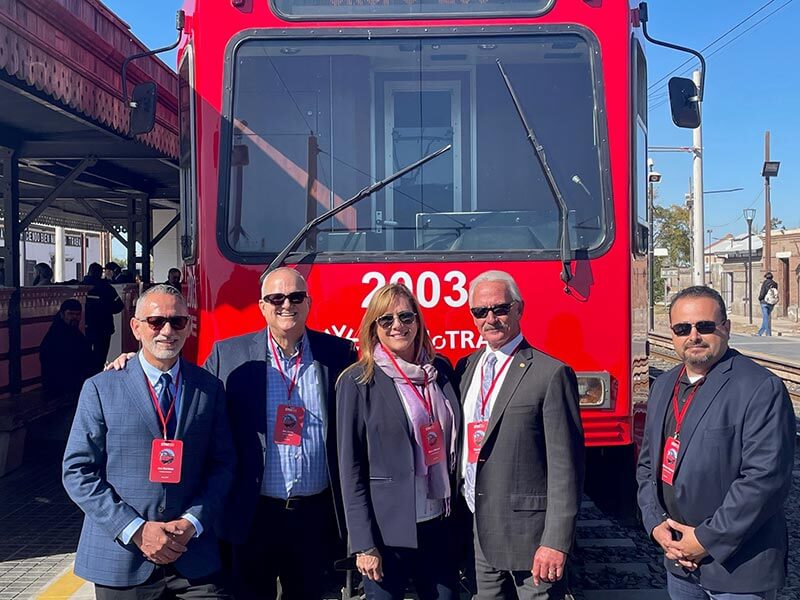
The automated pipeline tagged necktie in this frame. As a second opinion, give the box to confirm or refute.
[465,352,497,512]
[158,372,176,439]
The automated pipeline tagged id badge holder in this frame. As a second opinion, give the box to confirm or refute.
[467,421,488,464]
[274,404,305,446]
[420,422,445,466]
[149,439,184,484]
[661,436,680,486]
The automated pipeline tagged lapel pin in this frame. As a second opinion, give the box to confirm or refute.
[519,363,525,368]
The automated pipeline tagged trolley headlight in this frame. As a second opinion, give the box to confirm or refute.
[576,372,611,408]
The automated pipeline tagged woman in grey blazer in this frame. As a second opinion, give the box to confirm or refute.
[336,284,461,600]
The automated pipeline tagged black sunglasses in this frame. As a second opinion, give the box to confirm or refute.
[470,301,516,319]
[670,320,719,337]
[135,316,190,331]
[262,291,308,306]
[376,311,417,330]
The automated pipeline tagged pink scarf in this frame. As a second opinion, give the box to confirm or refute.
[373,345,456,509]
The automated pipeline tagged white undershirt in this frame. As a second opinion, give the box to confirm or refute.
[460,332,524,479]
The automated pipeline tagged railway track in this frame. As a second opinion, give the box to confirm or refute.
[648,332,800,409]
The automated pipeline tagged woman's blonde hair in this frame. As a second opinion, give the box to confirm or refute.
[354,283,435,383]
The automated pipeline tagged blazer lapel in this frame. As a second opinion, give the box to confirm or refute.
[307,331,332,426]
[175,359,200,439]
[652,366,681,465]
[674,352,734,471]
[459,352,481,406]
[375,370,412,438]
[122,357,163,440]
[485,341,533,442]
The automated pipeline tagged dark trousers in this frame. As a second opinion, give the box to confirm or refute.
[232,491,337,600]
[87,331,112,372]
[364,517,460,600]
[473,522,567,600]
[94,566,229,599]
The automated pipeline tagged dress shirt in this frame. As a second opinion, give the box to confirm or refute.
[119,353,201,545]
[460,332,524,479]
[262,333,329,499]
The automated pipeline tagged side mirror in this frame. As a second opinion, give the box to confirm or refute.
[668,77,701,129]
[129,82,157,136]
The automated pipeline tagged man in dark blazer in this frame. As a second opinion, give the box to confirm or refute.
[637,286,795,598]
[63,285,236,599]
[457,270,584,600]
[204,267,357,600]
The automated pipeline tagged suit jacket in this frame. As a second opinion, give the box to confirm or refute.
[62,357,236,587]
[204,327,357,545]
[456,339,584,571]
[336,355,461,554]
[636,349,796,593]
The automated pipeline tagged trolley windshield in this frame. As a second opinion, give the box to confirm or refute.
[224,32,610,258]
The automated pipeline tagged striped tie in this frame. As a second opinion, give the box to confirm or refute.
[464,353,496,512]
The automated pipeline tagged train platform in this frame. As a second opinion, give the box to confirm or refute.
[654,309,800,364]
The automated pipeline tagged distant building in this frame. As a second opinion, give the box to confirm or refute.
[0,220,104,285]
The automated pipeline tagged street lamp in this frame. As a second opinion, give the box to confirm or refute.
[743,208,756,324]
[647,158,662,331]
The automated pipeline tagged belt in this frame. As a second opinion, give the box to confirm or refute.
[260,490,329,511]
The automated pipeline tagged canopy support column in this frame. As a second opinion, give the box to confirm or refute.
[0,147,22,394]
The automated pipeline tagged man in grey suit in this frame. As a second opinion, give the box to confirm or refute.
[63,285,236,599]
[457,270,584,600]
[204,267,357,600]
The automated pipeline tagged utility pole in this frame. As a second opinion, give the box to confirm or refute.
[764,131,772,274]
[691,70,704,286]
[647,159,661,331]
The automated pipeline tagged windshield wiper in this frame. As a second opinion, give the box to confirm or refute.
[496,59,572,288]
[262,144,452,279]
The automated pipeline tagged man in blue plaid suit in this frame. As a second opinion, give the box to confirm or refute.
[63,285,236,599]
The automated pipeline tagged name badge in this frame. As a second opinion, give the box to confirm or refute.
[661,436,680,486]
[274,404,305,446]
[420,422,445,466]
[149,439,184,484]
[467,421,488,464]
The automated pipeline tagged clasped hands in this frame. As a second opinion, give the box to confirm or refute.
[652,519,708,571]
[132,518,196,565]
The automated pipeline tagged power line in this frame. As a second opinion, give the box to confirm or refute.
[647,0,780,93]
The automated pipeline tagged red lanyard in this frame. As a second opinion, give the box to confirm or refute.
[478,344,520,419]
[270,335,304,403]
[147,371,181,440]
[382,345,433,422]
[670,366,704,438]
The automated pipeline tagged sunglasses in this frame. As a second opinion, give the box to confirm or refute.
[670,320,719,337]
[135,316,190,331]
[376,311,417,330]
[261,291,308,306]
[470,301,516,319]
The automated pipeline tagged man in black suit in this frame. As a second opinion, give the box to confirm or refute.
[637,286,795,598]
[204,267,357,600]
[82,262,125,371]
[457,270,584,600]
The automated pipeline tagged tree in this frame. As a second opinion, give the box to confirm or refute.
[651,204,690,304]
[653,204,691,266]
[761,217,784,233]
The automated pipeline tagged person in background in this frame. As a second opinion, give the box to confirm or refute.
[40,299,95,399]
[337,283,461,600]
[756,272,778,337]
[62,285,236,599]
[165,268,182,289]
[105,262,122,282]
[637,285,795,599]
[82,262,125,371]
[33,262,54,286]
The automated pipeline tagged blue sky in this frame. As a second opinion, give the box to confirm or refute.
[103,0,799,243]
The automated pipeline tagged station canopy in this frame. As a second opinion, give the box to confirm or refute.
[0,0,179,234]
